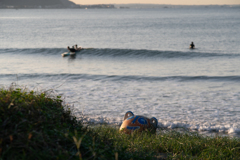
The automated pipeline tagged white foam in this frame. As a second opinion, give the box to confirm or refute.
[228,127,240,134]
[74,113,240,135]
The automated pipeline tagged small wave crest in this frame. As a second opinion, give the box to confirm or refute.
[0,48,239,59]
[1,73,240,82]
[0,48,66,55]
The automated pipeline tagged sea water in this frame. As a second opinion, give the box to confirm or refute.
[1,6,240,137]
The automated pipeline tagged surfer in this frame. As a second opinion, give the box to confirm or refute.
[190,42,195,49]
[67,44,82,52]
[74,44,78,49]
[67,46,76,52]
[74,44,82,50]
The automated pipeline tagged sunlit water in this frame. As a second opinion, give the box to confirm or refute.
[1,7,240,137]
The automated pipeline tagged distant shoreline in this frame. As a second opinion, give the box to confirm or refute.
[0,4,115,9]
[0,4,239,9]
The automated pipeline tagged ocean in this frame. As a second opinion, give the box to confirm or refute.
[1,6,240,137]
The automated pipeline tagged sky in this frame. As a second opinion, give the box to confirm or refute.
[70,0,240,5]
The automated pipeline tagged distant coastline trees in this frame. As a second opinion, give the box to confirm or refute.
[0,0,115,9]
[0,0,76,8]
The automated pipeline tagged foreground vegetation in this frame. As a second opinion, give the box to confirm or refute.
[0,87,240,159]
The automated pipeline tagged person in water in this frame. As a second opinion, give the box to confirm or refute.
[190,42,195,49]
[67,46,76,52]
[75,44,78,49]
[75,44,82,50]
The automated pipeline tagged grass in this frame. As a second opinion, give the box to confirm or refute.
[0,86,240,159]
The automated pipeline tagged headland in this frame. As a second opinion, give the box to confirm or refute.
[0,0,115,9]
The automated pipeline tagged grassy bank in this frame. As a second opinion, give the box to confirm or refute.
[0,87,240,159]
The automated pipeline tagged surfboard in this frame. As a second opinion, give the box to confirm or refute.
[61,52,75,57]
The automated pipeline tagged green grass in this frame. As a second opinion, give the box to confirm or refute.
[0,86,240,160]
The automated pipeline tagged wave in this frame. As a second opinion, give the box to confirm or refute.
[0,48,239,59]
[1,73,240,82]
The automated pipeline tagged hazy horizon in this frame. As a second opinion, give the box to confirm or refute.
[69,0,240,5]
